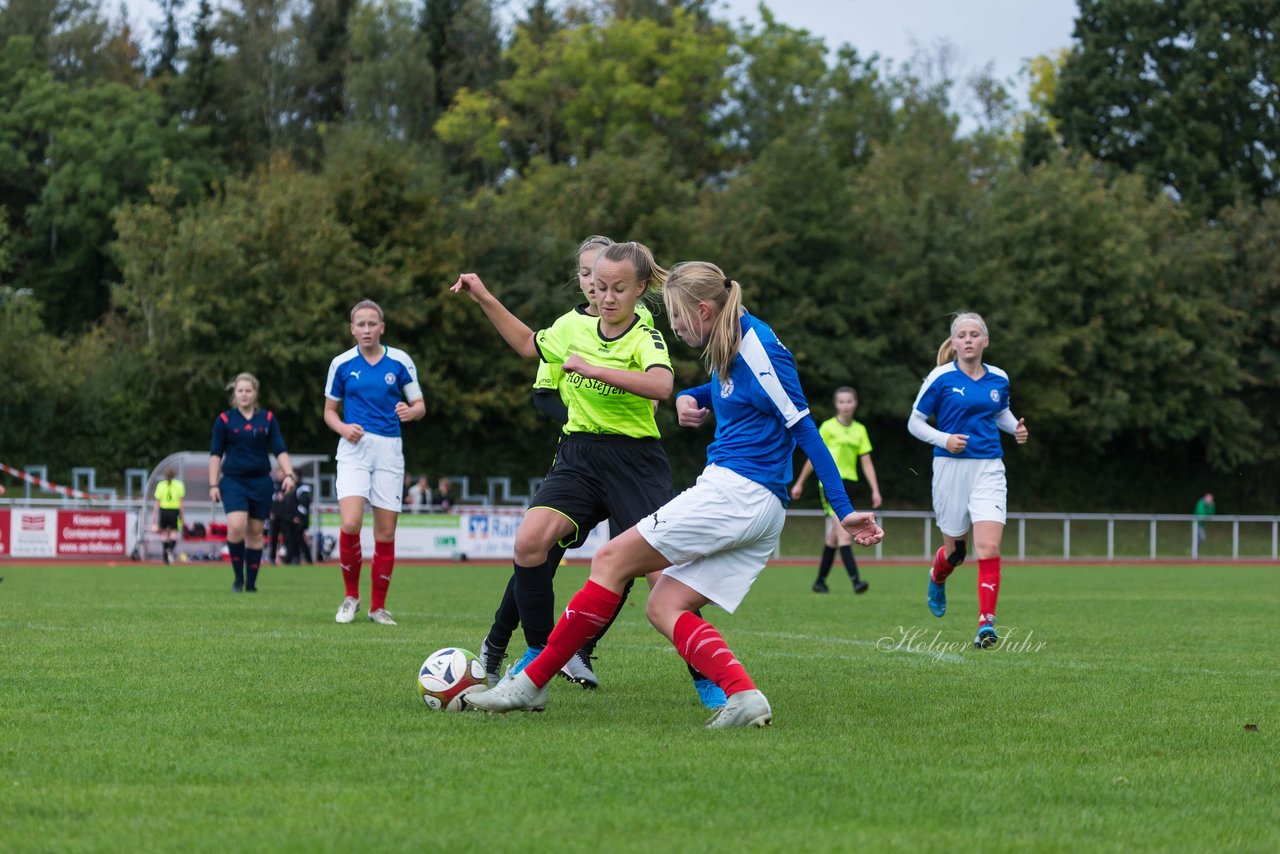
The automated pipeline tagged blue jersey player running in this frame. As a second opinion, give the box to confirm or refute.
[324,299,425,626]
[468,261,884,727]
[209,373,297,593]
[908,312,1028,649]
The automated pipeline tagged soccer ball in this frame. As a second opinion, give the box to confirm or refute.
[417,647,487,711]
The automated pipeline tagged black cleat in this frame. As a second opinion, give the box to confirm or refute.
[853,579,869,594]
[812,580,829,593]
[231,582,244,593]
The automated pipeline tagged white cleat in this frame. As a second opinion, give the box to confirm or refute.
[367,608,397,626]
[335,596,360,624]
[463,671,548,713]
[703,689,773,729]
[559,650,600,690]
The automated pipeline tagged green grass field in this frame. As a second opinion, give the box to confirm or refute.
[1,561,1276,852]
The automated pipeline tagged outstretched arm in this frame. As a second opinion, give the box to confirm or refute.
[450,273,538,359]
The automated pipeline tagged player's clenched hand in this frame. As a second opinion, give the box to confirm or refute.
[839,512,884,546]
[945,433,969,454]
[395,401,414,422]
[561,354,596,379]
[449,273,491,303]
[1014,418,1028,444]
[341,423,364,444]
[676,395,710,428]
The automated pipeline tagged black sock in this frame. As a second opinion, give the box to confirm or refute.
[228,541,245,586]
[514,546,563,649]
[487,574,520,651]
[816,546,836,582]
[839,545,860,582]
[245,547,263,590]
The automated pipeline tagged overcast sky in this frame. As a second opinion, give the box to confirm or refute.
[122,0,1080,99]
[716,0,1079,89]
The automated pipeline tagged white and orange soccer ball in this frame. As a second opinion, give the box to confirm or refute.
[417,647,487,711]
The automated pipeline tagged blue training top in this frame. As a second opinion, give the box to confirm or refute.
[911,361,1011,459]
[211,409,288,478]
[324,345,423,439]
[677,312,855,519]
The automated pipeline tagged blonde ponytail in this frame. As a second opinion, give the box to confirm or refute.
[665,261,744,383]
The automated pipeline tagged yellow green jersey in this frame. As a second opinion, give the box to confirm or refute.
[818,417,872,480]
[154,478,185,509]
[533,303,655,398]
[533,307,669,438]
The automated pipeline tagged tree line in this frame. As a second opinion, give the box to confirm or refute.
[1,0,1278,511]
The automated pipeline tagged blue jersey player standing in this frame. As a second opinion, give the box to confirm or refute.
[908,312,1029,649]
[469,261,884,727]
[324,299,425,626]
[209,373,297,593]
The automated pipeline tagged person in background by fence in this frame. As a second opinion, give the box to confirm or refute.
[1195,493,1215,547]
[324,299,425,625]
[152,468,185,565]
[433,477,454,513]
[285,477,314,564]
[909,312,1028,650]
[407,474,431,512]
[791,386,882,595]
[267,469,289,565]
[210,373,297,592]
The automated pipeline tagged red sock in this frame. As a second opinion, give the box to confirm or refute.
[672,611,756,696]
[339,531,362,598]
[370,541,395,611]
[977,556,1001,625]
[931,546,956,584]
[524,580,620,687]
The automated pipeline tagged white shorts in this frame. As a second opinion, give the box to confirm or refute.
[335,433,405,512]
[642,465,787,614]
[932,457,1007,537]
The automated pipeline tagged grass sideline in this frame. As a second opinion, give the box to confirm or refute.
[1,561,1275,852]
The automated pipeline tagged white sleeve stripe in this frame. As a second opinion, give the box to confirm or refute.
[911,363,958,411]
[402,381,424,402]
[325,348,356,400]
[739,328,806,428]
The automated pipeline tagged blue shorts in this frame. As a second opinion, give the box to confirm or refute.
[220,475,274,520]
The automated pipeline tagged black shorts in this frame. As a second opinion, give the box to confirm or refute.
[158,509,181,531]
[818,478,862,515]
[532,433,673,549]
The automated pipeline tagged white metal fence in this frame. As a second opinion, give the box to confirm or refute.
[3,498,1275,562]
[780,509,1280,561]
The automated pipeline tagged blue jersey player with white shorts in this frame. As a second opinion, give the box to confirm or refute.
[908,311,1029,649]
[468,261,885,727]
[209,372,297,593]
[323,299,425,627]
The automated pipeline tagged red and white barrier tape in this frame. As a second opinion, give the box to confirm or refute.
[0,462,113,500]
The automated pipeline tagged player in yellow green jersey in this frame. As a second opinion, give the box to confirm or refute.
[453,241,723,706]
[151,467,185,564]
[484,236,624,688]
[791,386,883,594]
